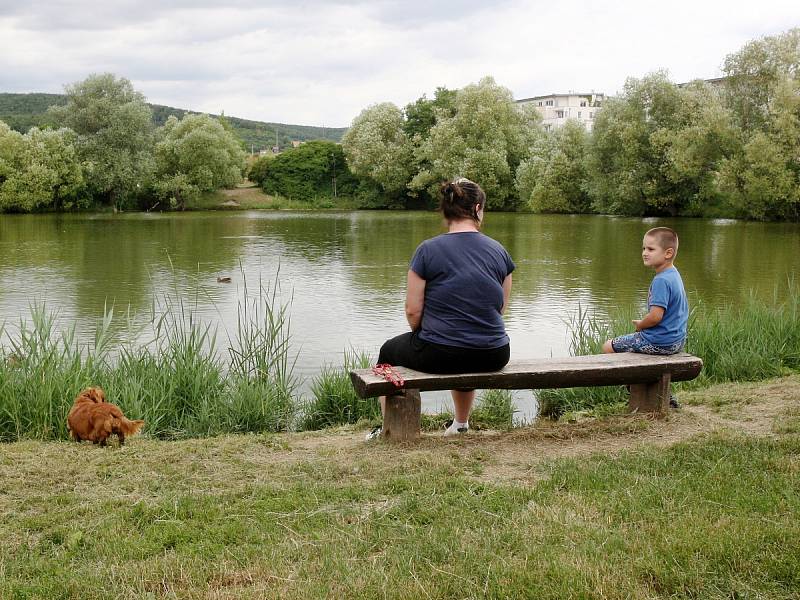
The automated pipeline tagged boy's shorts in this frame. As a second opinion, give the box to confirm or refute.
[611,332,685,355]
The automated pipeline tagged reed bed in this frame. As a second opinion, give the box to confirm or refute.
[0,275,297,442]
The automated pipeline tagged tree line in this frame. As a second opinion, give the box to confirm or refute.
[0,74,247,212]
[3,28,798,219]
[332,27,799,221]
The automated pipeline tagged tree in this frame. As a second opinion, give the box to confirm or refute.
[722,28,800,131]
[259,141,357,201]
[0,122,85,212]
[154,114,246,209]
[584,71,733,216]
[48,73,155,209]
[516,119,591,213]
[410,77,542,210]
[717,77,800,221]
[341,103,414,201]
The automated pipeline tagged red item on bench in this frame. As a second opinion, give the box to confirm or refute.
[371,363,405,388]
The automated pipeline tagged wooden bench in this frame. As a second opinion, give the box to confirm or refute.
[350,352,703,441]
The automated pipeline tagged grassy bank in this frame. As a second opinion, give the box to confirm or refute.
[1,376,798,598]
[189,183,362,211]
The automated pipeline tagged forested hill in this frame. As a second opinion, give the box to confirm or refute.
[0,92,347,150]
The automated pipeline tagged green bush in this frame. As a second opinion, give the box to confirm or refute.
[260,140,359,201]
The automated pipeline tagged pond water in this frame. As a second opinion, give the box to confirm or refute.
[1,211,798,417]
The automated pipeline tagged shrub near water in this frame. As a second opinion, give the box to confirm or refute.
[302,350,379,430]
[0,278,297,442]
[540,284,800,417]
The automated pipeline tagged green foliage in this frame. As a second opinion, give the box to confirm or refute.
[0,93,64,133]
[722,27,800,132]
[403,86,457,141]
[471,389,515,430]
[260,140,358,201]
[718,76,800,221]
[154,113,247,209]
[341,102,415,200]
[301,350,378,430]
[585,73,746,218]
[1,93,345,150]
[247,154,274,186]
[0,122,86,212]
[48,73,155,209]
[516,119,591,213]
[411,77,542,210]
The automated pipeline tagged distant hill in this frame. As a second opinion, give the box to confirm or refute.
[0,92,347,151]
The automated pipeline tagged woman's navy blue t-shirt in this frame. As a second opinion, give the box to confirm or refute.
[410,231,515,349]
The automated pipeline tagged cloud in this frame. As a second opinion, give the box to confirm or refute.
[1,0,799,126]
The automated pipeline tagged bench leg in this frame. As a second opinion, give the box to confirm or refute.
[629,373,671,415]
[382,389,421,442]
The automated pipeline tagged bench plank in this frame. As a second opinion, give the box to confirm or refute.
[350,353,702,398]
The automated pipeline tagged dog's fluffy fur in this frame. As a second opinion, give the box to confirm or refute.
[67,387,145,446]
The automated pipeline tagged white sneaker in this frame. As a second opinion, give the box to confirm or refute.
[443,421,469,437]
[365,425,382,441]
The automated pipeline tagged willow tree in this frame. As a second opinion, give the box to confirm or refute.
[341,102,414,204]
[154,113,246,209]
[48,73,155,209]
[410,77,541,210]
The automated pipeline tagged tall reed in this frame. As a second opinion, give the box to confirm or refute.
[301,349,378,430]
[0,273,298,442]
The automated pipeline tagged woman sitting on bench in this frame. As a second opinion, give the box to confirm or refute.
[368,177,515,439]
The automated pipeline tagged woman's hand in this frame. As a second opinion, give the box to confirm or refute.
[405,269,426,331]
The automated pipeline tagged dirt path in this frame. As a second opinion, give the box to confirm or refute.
[283,376,800,485]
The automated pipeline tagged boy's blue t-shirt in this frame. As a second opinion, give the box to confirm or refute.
[642,266,688,346]
[410,232,514,349]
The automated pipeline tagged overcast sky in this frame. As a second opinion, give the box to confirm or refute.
[1,1,798,127]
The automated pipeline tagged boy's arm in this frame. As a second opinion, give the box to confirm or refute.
[633,306,665,331]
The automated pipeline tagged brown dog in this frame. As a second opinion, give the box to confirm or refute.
[67,387,145,446]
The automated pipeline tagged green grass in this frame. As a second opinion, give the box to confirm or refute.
[0,273,297,441]
[301,349,380,430]
[187,186,363,211]
[540,283,800,418]
[1,375,798,598]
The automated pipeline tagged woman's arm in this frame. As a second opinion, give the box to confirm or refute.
[501,274,512,315]
[405,269,426,331]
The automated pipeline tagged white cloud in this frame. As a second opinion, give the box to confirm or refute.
[1,0,798,126]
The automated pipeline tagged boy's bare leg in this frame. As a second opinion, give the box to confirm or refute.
[602,339,615,353]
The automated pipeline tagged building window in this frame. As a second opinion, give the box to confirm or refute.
[545,100,553,106]
[538,101,542,106]
[556,110,565,118]
[578,111,582,118]
[580,101,586,107]
[595,101,602,107]
[589,112,593,119]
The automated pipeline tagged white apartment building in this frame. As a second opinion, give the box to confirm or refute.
[515,92,605,132]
